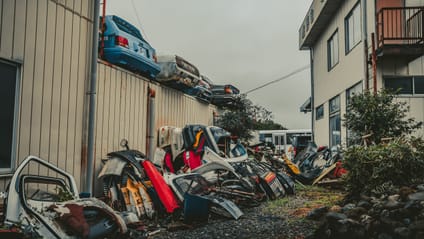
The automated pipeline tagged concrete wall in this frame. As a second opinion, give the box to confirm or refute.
[310,0,424,146]
[312,0,365,146]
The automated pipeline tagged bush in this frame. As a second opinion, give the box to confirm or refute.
[344,137,424,197]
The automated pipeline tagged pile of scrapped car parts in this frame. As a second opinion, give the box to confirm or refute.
[1,125,301,238]
[3,156,128,239]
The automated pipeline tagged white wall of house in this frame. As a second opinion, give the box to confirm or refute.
[312,0,366,146]
[305,0,424,147]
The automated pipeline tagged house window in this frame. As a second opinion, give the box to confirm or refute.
[346,82,363,105]
[316,104,324,120]
[346,82,363,145]
[345,2,362,53]
[384,76,424,95]
[0,60,19,172]
[329,95,341,147]
[327,30,339,71]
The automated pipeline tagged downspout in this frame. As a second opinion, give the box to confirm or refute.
[309,48,315,142]
[147,87,156,161]
[85,0,100,195]
[362,0,369,91]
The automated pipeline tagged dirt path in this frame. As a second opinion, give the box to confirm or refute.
[151,185,345,239]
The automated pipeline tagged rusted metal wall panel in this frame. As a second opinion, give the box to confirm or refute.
[0,0,215,195]
[93,62,216,194]
[0,0,94,192]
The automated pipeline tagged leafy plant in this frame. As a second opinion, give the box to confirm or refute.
[343,137,424,197]
[216,95,286,141]
[343,90,421,145]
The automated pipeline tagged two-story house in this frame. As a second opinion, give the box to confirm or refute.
[299,0,424,147]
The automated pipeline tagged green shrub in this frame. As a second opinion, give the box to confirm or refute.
[344,137,424,197]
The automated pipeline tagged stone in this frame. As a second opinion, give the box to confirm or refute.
[384,195,403,209]
[341,203,356,213]
[357,200,372,209]
[377,233,393,239]
[346,207,367,220]
[394,227,410,238]
[307,206,328,220]
[329,205,342,213]
[325,212,347,224]
[416,184,424,192]
[409,220,424,231]
[388,194,400,201]
[408,192,424,201]
[399,186,415,201]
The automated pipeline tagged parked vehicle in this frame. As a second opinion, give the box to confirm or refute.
[210,84,240,107]
[99,15,160,79]
[156,55,200,90]
[258,129,312,157]
[182,75,212,103]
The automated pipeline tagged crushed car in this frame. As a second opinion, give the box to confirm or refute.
[155,55,201,90]
[4,155,127,239]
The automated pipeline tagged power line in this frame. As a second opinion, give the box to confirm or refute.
[244,64,310,94]
[130,0,150,42]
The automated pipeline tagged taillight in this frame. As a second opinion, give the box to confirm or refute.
[115,35,129,48]
[153,53,158,63]
[293,147,297,157]
[224,86,233,94]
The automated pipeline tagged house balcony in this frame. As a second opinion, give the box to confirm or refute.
[376,7,424,61]
[299,0,344,50]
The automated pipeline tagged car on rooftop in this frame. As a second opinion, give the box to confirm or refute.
[182,75,213,103]
[99,15,160,79]
[210,84,240,108]
[155,55,201,91]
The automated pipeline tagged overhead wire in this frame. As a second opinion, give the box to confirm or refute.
[130,0,150,41]
[244,64,310,95]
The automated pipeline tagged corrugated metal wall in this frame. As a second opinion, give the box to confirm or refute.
[0,0,216,193]
[94,62,216,194]
[0,0,93,191]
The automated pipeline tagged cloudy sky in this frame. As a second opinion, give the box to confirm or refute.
[107,0,312,129]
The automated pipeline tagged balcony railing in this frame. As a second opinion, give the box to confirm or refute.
[376,7,424,47]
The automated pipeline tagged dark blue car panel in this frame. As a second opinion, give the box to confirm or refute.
[100,15,160,79]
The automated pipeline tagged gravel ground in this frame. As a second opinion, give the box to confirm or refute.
[150,186,345,239]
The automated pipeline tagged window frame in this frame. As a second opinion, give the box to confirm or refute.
[384,75,424,96]
[315,104,324,120]
[329,95,341,147]
[345,2,362,54]
[345,82,363,146]
[327,29,339,71]
[0,59,20,173]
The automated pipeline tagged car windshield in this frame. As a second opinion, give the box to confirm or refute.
[112,16,143,40]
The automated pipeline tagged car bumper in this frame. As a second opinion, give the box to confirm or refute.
[103,47,161,78]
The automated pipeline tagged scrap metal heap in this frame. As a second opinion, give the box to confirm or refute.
[1,124,345,238]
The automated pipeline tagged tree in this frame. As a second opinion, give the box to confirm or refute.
[343,90,421,144]
[216,95,255,140]
[216,95,286,141]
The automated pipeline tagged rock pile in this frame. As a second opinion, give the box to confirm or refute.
[308,185,424,239]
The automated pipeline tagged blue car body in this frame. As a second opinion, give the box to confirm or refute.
[100,15,160,79]
[183,76,212,103]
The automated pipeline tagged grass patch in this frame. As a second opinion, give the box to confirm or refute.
[262,184,345,220]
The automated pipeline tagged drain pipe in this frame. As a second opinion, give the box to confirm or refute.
[362,0,369,91]
[309,48,315,142]
[147,87,156,161]
[85,0,101,195]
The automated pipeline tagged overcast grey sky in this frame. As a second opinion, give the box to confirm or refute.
[107,0,312,129]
